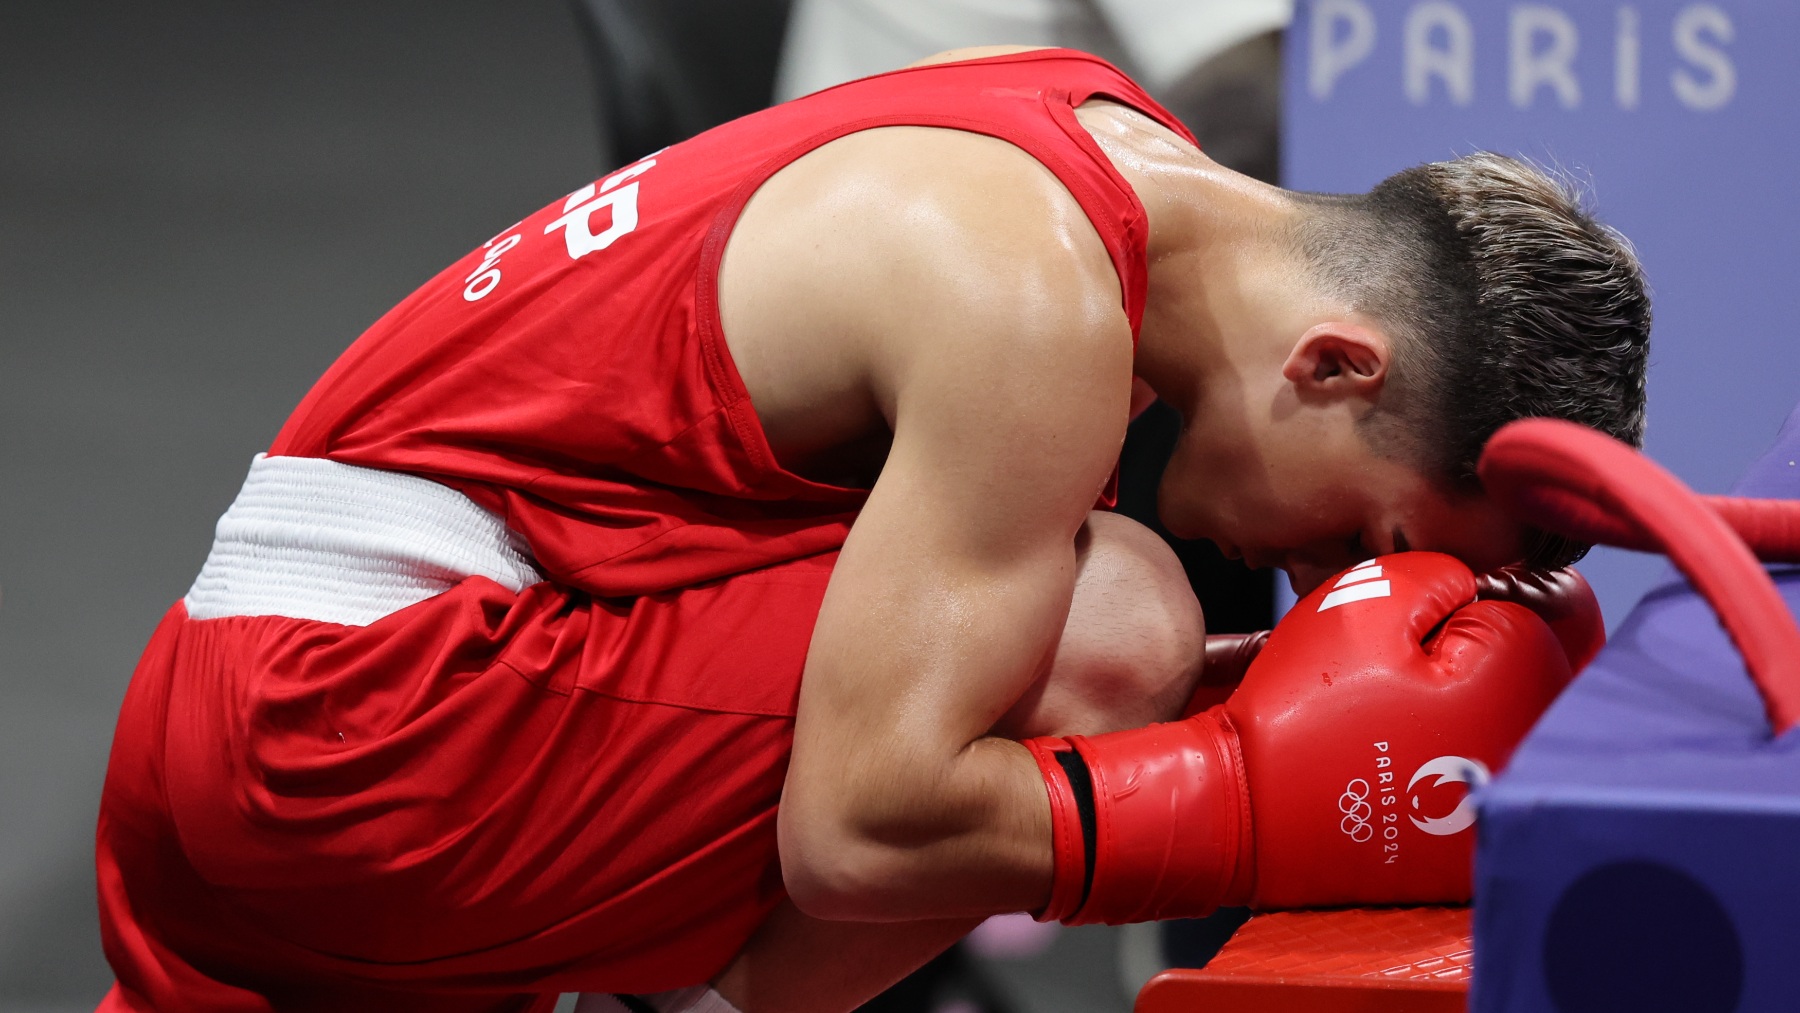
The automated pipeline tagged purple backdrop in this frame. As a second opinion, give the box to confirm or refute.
[1281,0,1800,626]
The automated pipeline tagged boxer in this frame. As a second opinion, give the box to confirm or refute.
[95,45,1645,1013]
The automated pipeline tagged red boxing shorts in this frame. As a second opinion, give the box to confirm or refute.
[97,461,836,1011]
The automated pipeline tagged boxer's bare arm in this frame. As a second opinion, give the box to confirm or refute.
[721,127,1133,922]
[712,513,1209,1013]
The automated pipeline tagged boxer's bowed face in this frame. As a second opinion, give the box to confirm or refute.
[1153,328,1527,595]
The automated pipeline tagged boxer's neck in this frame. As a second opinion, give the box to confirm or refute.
[1073,100,1335,421]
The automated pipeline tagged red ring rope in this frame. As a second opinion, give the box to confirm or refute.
[1533,492,1800,563]
[1479,418,1800,737]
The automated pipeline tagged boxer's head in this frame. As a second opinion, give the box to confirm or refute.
[1157,153,1650,593]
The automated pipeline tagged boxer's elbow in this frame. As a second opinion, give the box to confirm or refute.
[778,774,944,920]
[778,807,909,920]
[779,839,882,920]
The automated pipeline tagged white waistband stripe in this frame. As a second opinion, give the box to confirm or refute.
[183,454,544,626]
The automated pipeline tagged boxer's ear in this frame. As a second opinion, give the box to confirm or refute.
[1281,322,1391,399]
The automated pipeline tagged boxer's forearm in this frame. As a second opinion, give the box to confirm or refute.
[780,733,1056,921]
[775,219,1130,921]
[779,543,1074,922]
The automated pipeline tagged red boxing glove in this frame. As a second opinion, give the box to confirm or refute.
[1476,565,1605,673]
[1184,565,1598,717]
[1025,552,1574,924]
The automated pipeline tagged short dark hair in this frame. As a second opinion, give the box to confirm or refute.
[1293,153,1652,568]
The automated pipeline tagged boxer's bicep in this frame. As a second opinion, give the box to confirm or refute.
[781,221,1132,918]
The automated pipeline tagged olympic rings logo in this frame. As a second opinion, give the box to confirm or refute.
[1338,779,1374,842]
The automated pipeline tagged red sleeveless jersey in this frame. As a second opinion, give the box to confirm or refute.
[97,52,1201,1011]
[269,49,1193,597]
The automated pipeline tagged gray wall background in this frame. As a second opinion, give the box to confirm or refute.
[0,2,598,1005]
[0,5,1140,1011]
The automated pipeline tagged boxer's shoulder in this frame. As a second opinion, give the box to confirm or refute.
[726,122,1122,309]
[720,124,1130,476]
